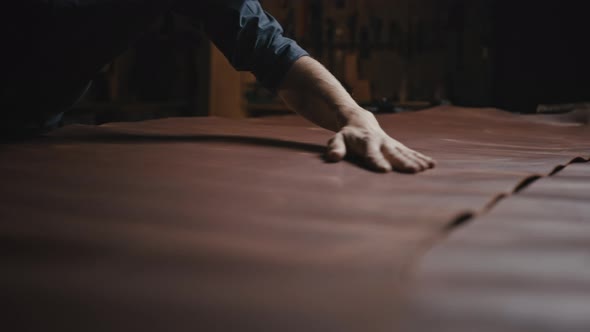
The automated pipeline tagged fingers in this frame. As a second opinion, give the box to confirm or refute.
[382,144,435,173]
[328,128,436,174]
[365,142,392,172]
[382,145,420,173]
[411,150,437,168]
[405,149,429,171]
[326,132,346,162]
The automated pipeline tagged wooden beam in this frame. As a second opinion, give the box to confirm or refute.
[208,43,246,118]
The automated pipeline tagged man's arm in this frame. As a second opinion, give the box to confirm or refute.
[197,0,434,172]
[278,56,435,173]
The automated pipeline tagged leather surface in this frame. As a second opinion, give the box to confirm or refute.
[1,106,589,331]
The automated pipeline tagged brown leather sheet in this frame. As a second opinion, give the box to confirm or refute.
[405,163,590,332]
[1,106,589,331]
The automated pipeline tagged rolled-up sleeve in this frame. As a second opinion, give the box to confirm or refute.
[200,0,308,91]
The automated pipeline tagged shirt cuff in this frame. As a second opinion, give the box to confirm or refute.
[257,40,309,93]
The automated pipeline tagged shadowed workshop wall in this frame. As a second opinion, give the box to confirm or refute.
[241,0,493,116]
[65,0,590,124]
[491,0,590,113]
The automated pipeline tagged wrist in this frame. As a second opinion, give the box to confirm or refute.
[335,106,377,130]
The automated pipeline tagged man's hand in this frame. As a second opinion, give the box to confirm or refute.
[278,56,435,173]
[325,109,435,173]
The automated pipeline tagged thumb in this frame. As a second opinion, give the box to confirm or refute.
[326,132,346,162]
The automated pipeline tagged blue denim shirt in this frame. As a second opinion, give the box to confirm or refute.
[195,0,309,90]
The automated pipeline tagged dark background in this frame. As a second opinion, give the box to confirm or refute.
[61,0,590,124]
[492,1,590,112]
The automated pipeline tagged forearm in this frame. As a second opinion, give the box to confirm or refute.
[278,56,369,132]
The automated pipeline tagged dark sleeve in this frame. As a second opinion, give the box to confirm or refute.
[201,0,308,91]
